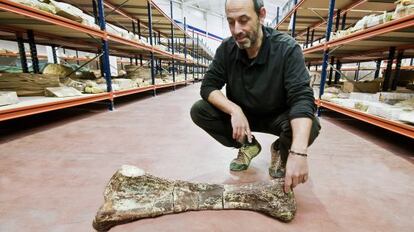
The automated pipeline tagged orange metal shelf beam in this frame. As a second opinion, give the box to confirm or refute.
[303,14,414,54]
[305,44,414,63]
[317,100,414,139]
[0,93,111,122]
[60,56,92,62]
[0,0,106,39]
[297,0,367,37]
[152,47,173,58]
[338,66,414,71]
[1,0,206,61]
[303,43,325,54]
[327,14,414,49]
[0,24,102,53]
[175,80,187,86]
[175,57,185,62]
[275,0,306,28]
[155,82,177,89]
[104,0,192,39]
[107,33,175,59]
[0,52,47,59]
[113,85,155,98]
[0,0,206,122]
[114,82,190,98]
[103,1,135,22]
[105,0,207,59]
[0,80,199,121]
[149,0,190,38]
[103,0,169,38]
[107,33,150,51]
[113,81,190,98]
[0,0,175,59]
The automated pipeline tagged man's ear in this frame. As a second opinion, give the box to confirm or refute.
[259,7,266,24]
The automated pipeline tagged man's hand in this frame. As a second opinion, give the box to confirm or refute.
[284,154,309,193]
[206,90,252,144]
[230,107,252,143]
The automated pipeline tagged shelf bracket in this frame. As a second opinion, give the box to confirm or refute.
[308,8,327,24]
[327,44,344,55]
[105,0,130,19]
[327,62,348,81]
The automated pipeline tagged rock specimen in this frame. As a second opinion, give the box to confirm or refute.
[93,165,296,231]
[0,91,19,106]
[0,73,60,96]
[112,79,135,90]
[43,63,73,78]
[45,87,82,97]
[124,65,151,80]
[43,63,97,81]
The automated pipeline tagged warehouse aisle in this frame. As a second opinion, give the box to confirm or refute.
[0,83,413,232]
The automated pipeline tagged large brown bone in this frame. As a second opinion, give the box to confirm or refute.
[93,165,296,231]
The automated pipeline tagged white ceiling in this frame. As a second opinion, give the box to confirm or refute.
[179,0,288,25]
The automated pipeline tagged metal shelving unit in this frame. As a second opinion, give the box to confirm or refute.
[0,0,212,121]
[276,0,414,139]
[0,93,111,121]
[317,99,414,138]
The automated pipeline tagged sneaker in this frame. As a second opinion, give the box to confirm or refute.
[268,141,286,178]
[229,137,261,171]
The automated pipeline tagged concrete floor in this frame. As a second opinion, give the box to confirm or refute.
[0,83,413,232]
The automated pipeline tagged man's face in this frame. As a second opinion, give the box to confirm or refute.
[226,0,262,49]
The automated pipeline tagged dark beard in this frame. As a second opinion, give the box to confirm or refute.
[235,21,261,49]
[249,21,261,46]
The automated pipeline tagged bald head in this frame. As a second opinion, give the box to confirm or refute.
[225,0,264,16]
[225,0,266,51]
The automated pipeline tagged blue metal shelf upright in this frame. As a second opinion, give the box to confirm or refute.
[96,0,114,110]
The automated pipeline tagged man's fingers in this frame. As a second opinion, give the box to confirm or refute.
[285,174,309,193]
[233,126,242,141]
[298,175,305,184]
[284,175,292,193]
[237,127,243,142]
[291,175,299,189]
[302,174,309,183]
[245,127,252,143]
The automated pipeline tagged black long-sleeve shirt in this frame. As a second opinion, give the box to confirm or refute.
[200,26,316,119]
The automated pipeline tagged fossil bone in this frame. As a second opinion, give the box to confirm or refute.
[93,165,296,231]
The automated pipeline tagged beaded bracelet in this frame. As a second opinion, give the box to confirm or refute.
[289,150,308,157]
